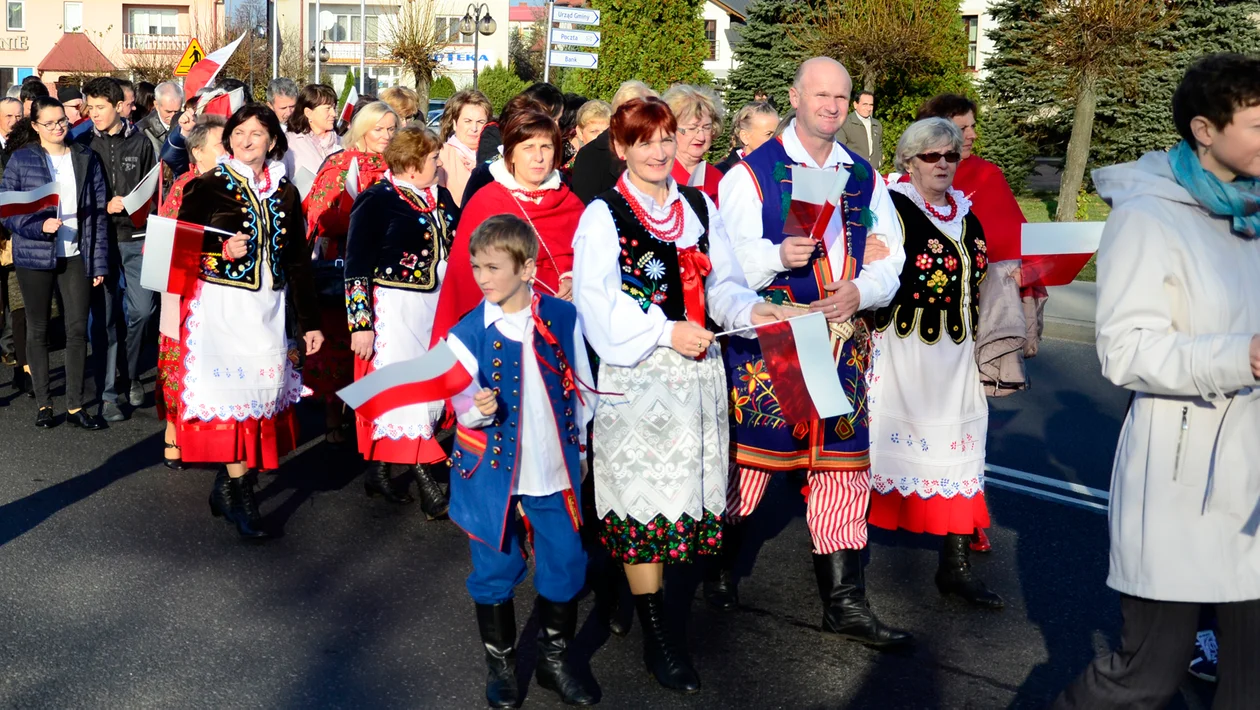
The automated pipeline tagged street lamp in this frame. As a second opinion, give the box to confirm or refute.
[308,41,330,82]
[459,3,496,89]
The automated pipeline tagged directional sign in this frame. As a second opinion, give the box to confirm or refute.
[551,7,600,25]
[549,50,598,69]
[173,38,205,77]
[550,28,600,48]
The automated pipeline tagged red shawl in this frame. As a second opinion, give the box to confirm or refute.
[952,156,1025,264]
[302,150,388,257]
[670,160,722,206]
[431,180,584,345]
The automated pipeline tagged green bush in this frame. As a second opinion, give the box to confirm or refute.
[475,62,528,116]
[430,76,457,100]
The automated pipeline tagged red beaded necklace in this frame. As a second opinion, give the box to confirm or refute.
[391,176,438,214]
[923,191,958,222]
[617,175,685,242]
[510,187,550,203]
[253,165,271,195]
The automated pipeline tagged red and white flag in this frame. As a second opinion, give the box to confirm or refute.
[781,165,852,258]
[199,87,246,119]
[339,85,358,126]
[337,340,474,421]
[344,157,361,199]
[123,163,161,229]
[753,311,853,425]
[0,182,59,218]
[140,215,224,297]
[1021,222,1105,288]
[183,32,246,96]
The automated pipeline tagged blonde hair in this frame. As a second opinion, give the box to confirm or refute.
[662,84,724,135]
[439,89,493,143]
[575,99,611,129]
[730,101,778,149]
[342,101,399,151]
[379,86,419,121]
[611,80,657,111]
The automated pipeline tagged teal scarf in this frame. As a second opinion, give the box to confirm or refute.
[1168,140,1260,239]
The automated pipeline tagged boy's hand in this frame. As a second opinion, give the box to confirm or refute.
[474,388,498,416]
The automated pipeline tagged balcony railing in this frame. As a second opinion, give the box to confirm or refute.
[123,33,190,53]
[322,42,394,63]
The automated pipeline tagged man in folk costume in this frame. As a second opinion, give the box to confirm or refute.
[715,57,912,648]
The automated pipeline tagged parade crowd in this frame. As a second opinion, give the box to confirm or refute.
[0,50,1257,709]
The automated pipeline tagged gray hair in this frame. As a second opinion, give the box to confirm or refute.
[730,101,778,148]
[662,83,725,134]
[0,96,19,108]
[186,115,227,155]
[4,86,20,99]
[894,118,963,173]
[154,81,184,106]
[266,77,299,103]
[610,80,656,111]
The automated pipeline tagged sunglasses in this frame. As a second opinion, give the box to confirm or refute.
[915,151,962,164]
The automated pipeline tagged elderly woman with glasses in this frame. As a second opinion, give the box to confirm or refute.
[866,117,1003,609]
[662,84,724,205]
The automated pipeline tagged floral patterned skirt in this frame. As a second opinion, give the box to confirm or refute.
[600,510,723,564]
[155,333,182,422]
[302,306,354,400]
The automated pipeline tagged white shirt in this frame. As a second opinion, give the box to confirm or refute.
[573,174,762,367]
[717,119,905,312]
[448,301,595,497]
[856,113,874,154]
[46,150,79,258]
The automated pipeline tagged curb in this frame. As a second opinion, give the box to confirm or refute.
[1043,281,1096,343]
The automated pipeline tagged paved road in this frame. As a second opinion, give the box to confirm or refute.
[0,338,1213,709]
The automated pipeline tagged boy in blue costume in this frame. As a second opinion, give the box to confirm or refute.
[446,214,598,707]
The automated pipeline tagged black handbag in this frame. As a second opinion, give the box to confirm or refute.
[311,257,345,300]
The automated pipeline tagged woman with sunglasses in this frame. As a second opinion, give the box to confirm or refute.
[865,118,1003,609]
[1,96,109,430]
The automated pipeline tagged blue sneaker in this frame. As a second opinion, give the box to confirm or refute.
[1188,629,1218,683]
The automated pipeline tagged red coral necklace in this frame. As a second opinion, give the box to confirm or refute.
[923,192,957,222]
[391,176,437,214]
[617,175,685,242]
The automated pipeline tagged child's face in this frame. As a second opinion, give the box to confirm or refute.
[471,246,536,306]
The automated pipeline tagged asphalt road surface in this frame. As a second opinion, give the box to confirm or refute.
[0,337,1216,709]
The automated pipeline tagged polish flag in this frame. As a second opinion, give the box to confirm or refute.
[755,311,853,425]
[344,157,361,199]
[183,32,246,96]
[339,85,359,127]
[337,340,474,421]
[199,87,246,119]
[0,182,58,218]
[123,163,161,229]
[140,215,219,297]
[782,165,851,254]
[1021,222,1105,288]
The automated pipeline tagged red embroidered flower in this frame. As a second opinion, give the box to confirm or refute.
[915,253,933,270]
[943,255,958,272]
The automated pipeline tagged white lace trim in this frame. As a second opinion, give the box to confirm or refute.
[217,156,288,199]
[871,471,985,500]
[888,182,972,229]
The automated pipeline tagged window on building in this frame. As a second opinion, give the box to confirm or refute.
[436,16,473,45]
[326,13,380,42]
[64,2,83,32]
[705,20,717,62]
[963,15,979,71]
[7,1,23,31]
[129,8,178,36]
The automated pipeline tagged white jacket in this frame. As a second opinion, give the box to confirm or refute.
[1093,151,1260,603]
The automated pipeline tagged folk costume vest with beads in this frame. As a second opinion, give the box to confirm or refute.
[726,136,878,473]
[447,295,584,550]
[198,163,295,291]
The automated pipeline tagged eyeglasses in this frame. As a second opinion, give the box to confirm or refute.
[35,118,70,130]
[915,151,962,164]
[678,124,714,137]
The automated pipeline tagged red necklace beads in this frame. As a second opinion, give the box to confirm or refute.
[254,166,271,195]
[511,187,550,203]
[617,175,685,242]
[392,177,437,214]
[923,191,958,222]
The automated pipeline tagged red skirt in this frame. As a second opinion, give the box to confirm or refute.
[155,333,182,423]
[868,489,991,536]
[302,306,354,401]
[353,354,446,465]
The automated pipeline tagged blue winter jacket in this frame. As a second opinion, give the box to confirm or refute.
[0,142,109,277]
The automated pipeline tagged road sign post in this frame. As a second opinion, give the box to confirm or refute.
[174,38,206,77]
[543,3,600,83]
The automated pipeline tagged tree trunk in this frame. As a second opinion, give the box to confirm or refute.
[862,67,876,93]
[413,69,430,122]
[1055,72,1098,223]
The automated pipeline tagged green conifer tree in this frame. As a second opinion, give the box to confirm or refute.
[566,0,713,99]
[726,0,806,111]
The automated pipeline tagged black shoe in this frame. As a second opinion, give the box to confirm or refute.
[702,522,742,611]
[535,597,598,705]
[412,464,449,519]
[814,550,914,650]
[363,461,415,505]
[128,381,144,408]
[598,565,633,637]
[35,406,54,428]
[163,443,188,471]
[475,601,520,708]
[224,473,270,540]
[634,590,700,693]
[67,410,107,431]
[935,533,1005,609]
[208,468,231,519]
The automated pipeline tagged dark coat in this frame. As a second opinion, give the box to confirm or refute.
[0,142,109,277]
[716,148,743,175]
[569,131,623,205]
[75,119,157,241]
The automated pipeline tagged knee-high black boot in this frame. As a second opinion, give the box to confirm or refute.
[363,461,415,505]
[535,597,598,705]
[634,590,700,693]
[225,472,269,540]
[412,463,450,519]
[935,533,1004,609]
[702,521,742,611]
[475,602,520,708]
[208,467,231,519]
[814,550,912,649]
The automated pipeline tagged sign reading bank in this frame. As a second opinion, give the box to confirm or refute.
[435,51,496,71]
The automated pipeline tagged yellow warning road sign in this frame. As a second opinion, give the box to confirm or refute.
[174,38,205,77]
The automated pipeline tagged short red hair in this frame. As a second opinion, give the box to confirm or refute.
[501,109,562,173]
[609,97,677,149]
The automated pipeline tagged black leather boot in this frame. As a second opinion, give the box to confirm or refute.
[225,473,270,540]
[633,590,700,693]
[600,565,632,637]
[208,468,231,519]
[702,522,742,611]
[363,461,415,505]
[814,550,913,649]
[412,464,449,519]
[936,533,1004,609]
[535,597,598,705]
[475,602,519,708]
[13,367,32,398]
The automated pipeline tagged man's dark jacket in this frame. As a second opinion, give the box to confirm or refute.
[76,119,157,241]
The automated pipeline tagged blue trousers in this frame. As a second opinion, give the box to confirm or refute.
[467,491,587,605]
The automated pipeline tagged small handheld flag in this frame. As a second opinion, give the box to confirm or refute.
[0,182,59,219]
[337,341,474,422]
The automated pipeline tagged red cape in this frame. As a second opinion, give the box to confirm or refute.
[670,160,722,206]
[952,155,1025,264]
[430,181,584,345]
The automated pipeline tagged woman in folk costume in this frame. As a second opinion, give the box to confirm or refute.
[155,115,226,470]
[176,105,322,540]
[344,126,458,517]
[431,109,585,342]
[301,101,399,445]
[436,89,492,208]
[662,85,724,205]
[866,118,1003,609]
[573,97,786,693]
